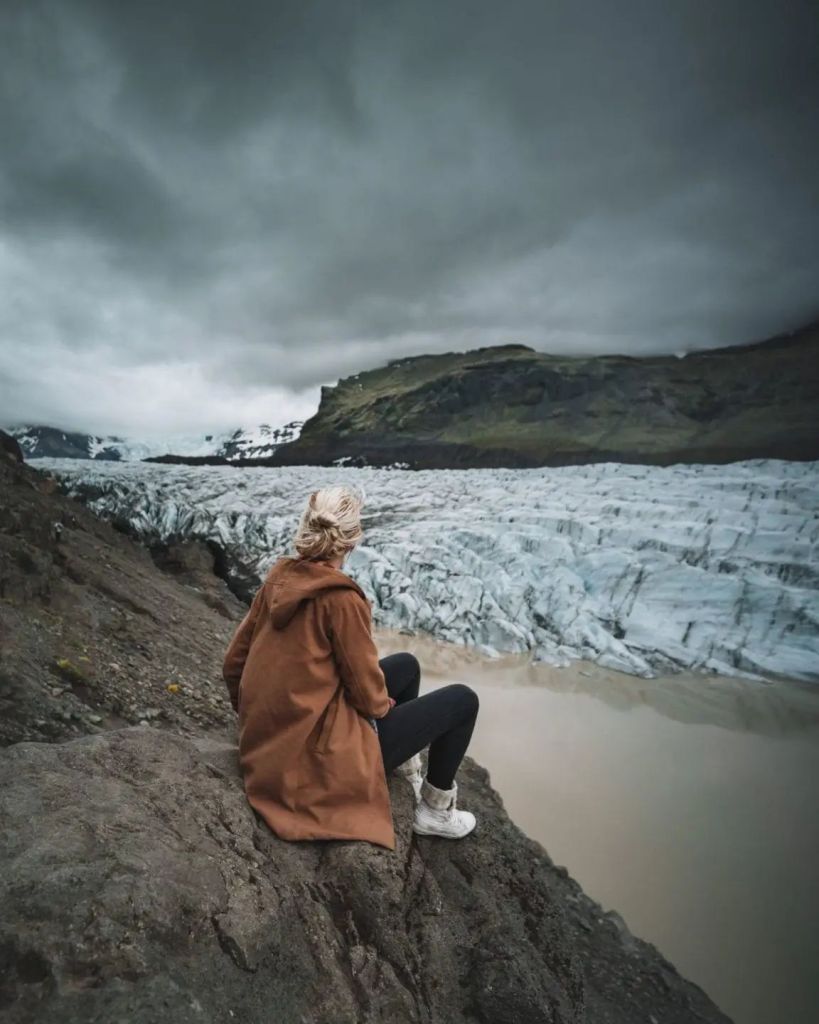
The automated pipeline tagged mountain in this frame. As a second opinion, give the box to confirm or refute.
[11,320,817,471]
[4,421,303,462]
[7,424,128,460]
[268,322,819,469]
[0,444,731,1023]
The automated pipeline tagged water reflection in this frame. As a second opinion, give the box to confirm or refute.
[375,627,819,1024]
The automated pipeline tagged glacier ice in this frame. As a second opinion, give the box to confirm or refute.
[38,457,819,684]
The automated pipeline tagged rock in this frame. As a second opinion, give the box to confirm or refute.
[0,430,24,464]
[0,455,246,747]
[0,727,731,1024]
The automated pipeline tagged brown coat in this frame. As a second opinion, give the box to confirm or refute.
[222,555,396,850]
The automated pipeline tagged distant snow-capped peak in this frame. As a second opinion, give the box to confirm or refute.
[4,421,303,461]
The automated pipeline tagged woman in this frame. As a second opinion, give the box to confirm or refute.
[221,485,480,851]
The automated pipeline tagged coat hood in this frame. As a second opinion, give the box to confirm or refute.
[265,556,367,629]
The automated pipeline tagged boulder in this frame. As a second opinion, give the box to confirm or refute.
[0,430,24,464]
[0,726,730,1023]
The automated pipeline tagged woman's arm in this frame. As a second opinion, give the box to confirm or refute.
[325,589,392,719]
[222,584,266,712]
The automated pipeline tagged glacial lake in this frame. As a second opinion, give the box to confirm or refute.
[376,628,819,1024]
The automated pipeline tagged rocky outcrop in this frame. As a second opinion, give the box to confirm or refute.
[0,726,730,1024]
[0,453,732,1022]
[143,452,231,464]
[0,455,246,748]
[0,429,24,464]
[268,322,819,469]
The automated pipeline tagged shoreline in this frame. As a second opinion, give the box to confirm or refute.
[375,626,819,736]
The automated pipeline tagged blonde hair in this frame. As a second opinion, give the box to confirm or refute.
[293,485,365,561]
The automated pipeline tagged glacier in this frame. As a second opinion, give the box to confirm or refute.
[37,457,819,684]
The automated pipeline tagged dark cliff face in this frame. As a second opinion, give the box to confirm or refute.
[0,430,23,464]
[270,323,819,469]
[0,456,732,1023]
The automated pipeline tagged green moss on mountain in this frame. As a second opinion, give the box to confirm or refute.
[271,324,819,469]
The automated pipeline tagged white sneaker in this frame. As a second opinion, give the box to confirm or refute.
[393,752,424,802]
[412,777,477,839]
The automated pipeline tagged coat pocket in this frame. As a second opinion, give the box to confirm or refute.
[314,686,343,754]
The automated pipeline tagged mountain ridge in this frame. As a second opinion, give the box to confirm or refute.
[8,320,818,470]
[267,320,819,469]
[3,421,303,462]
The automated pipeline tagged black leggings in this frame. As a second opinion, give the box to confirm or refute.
[376,652,479,791]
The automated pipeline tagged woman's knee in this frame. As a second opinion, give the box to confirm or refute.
[445,682,479,718]
[396,650,420,681]
[380,650,420,683]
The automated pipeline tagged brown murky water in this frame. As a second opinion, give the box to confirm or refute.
[375,629,819,1024]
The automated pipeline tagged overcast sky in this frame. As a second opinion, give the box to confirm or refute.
[1,0,818,438]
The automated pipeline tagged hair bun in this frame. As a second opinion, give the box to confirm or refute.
[294,485,364,561]
[313,511,339,529]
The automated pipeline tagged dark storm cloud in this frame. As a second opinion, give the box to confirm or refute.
[1,0,818,435]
